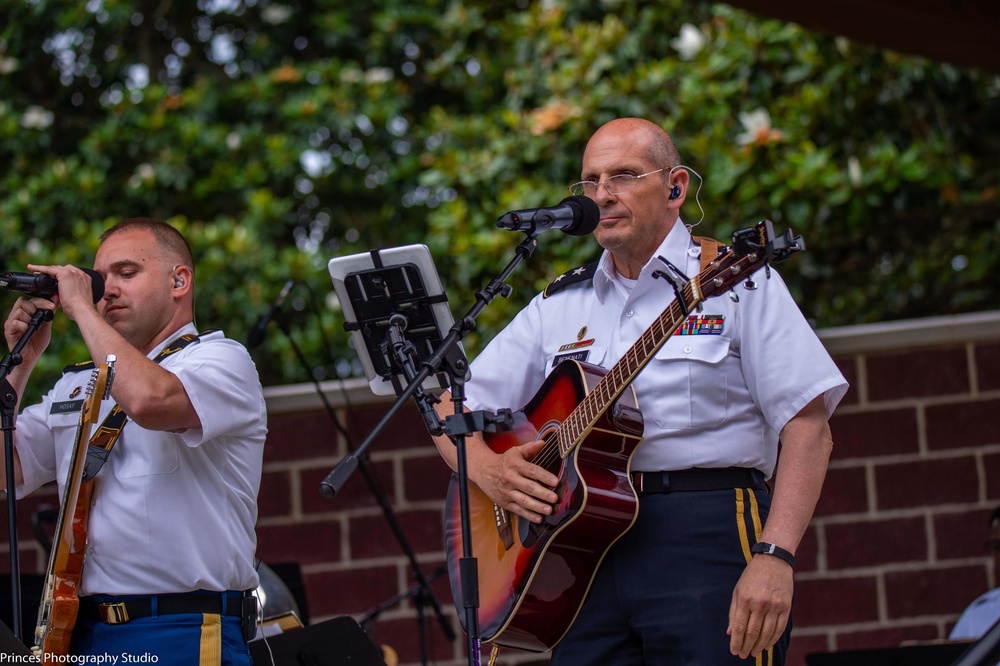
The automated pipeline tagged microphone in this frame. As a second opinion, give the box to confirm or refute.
[0,268,105,303]
[247,279,295,349]
[496,195,600,237]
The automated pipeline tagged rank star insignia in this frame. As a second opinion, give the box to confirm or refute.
[577,326,587,341]
[552,274,565,283]
[69,386,82,399]
[572,267,587,275]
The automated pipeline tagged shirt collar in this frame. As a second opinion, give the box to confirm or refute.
[147,322,199,359]
[593,219,695,303]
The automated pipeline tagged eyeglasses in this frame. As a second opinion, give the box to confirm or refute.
[568,167,669,198]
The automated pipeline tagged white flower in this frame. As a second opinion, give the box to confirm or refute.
[262,5,293,24]
[20,106,54,130]
[847,156,862,188]
[364,67,393,84]
[0,56,18,75]
[735,108,784,146]
[226,131,241,151]
[670,24,706,61]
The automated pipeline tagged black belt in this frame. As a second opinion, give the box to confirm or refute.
[79,591,249,625]
[631,467,767,495]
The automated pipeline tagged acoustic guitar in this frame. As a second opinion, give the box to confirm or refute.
[33,355,116,661]
[444,221,802,652]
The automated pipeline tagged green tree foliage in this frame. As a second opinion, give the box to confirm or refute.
[1,0,998,396]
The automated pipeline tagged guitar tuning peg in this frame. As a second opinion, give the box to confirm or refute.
[744,278,758,290]
[729,292,740,303]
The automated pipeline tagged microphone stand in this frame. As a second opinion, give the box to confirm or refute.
[0,308,54,643]
[320,235,538,666]
[273,315,456,666]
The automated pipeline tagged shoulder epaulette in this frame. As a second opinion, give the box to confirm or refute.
[63,360,96,374]
[543,261,598,299]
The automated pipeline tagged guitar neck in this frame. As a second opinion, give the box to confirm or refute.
[556,274,704,456]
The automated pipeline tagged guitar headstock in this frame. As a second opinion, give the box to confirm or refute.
[83,355,116,425]
[699,220,804,300]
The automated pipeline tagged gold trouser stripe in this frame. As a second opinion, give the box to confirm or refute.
[736,488,774,666]
[735,488,753,563]
[199,613,222,666]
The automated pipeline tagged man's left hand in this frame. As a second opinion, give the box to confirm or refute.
[727,553,793,659]
[26,264,97,321]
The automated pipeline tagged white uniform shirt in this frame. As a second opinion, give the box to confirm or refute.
[950,586,1000,640]
[464,222,848,477]
[15,324,266,595]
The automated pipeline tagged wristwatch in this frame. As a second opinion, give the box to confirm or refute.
[750,541,795,568]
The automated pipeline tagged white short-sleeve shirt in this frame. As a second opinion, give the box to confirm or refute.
[15,323,266,595]
[463,222,848,478]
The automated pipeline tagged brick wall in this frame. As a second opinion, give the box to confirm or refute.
[3,310,999,665]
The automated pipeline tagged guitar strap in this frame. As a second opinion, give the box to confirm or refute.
[693,235,723,273]
[80,331,213,482]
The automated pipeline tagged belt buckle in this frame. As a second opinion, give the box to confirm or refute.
[99,602,130,624]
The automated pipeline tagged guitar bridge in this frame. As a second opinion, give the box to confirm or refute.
[493,504,514,550]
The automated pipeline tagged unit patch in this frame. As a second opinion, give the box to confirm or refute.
[674,314,724,335]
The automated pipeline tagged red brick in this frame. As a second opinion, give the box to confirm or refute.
[258,470,293,518]
[866,348,970,401]
[304,565,399,617]
[813,466,869,517]
[794,577,880,627]
[975,342,1000,392]
[300,459,396,514]
[826,517,928,570]
[788,633,830,666]
[829,408,919,458]
[255,520,342,565]
[349,508,445,560]
[935,508,996,561]
[265,410,342,462]
[796,526,819,573]
[986,453,1000,500]
[404,454,455,503]
[875,458,979,510]
[885,565,987,618]
[833,355,859,406]
[347,402,437,452]
[835,624,940,651]
[926,399,1000,450]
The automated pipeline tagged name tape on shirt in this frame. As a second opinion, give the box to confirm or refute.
[552,350,591,367]
[674,314,724,336]
[50,399,85,414]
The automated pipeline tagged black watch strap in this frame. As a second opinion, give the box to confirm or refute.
[750,541,795,568]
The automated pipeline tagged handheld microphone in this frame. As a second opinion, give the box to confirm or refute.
[0,268,105,303]
[247,279,296,349]
[496,195,600,237]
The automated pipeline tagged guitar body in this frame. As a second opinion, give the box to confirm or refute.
[444,360,644,652]
[36,481,94,658]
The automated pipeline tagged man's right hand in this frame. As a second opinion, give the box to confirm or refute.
[472,438,560,524]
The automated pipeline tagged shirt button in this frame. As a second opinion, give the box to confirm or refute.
[626,309,634,317]
[684,346,693,354]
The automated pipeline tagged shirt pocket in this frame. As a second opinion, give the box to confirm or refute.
[646,336,731,430]
[114,431,180,479]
